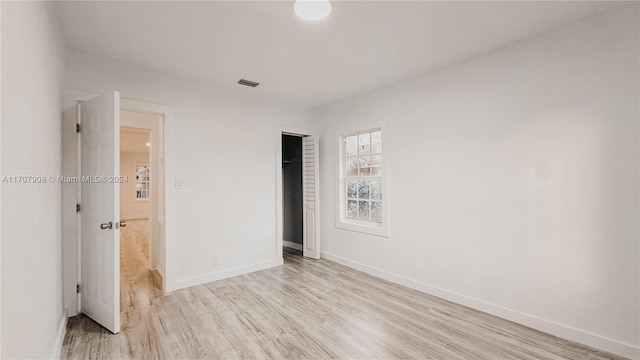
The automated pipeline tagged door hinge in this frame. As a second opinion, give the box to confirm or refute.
[76,284,80,293]
[76,203,81,213]
[76,123,81,133]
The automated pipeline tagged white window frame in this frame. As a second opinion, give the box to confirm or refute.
[134,164,150,201]
[335,121,390,237]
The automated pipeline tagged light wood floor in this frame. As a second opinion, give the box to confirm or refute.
[118,219,162,314]
[62,224,624,359]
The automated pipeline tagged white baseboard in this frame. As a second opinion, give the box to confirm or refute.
[320,251,639,360]
[170,258,284,292]
[50,309,68,360]
[283,240,302,251]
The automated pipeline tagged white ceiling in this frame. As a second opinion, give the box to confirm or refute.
[56,1,625,107]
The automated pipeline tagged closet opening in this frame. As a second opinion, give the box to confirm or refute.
[282,134,304,258]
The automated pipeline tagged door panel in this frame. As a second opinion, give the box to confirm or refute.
[302,136,320,259]
[80,91,121,333]
[305,209,316,251]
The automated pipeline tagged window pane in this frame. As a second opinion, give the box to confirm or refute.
[341,129,384,226]
[371,131,382,154]
[358,156,371,176]
[358,200,370,220]
[371,154,382,176]
[370,179,382,200]
[346,135,357,156]
[347,200,358,219]
[371,154,382,167]
[346,157,358,176]
[357,180,369,199]
[371,201,382,222]
[358,133,370,155]
[135,165,150,200]
[346,180,358,199]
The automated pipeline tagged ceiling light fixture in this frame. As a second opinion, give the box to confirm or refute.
[294,0,332,22]
[145,142,151,147]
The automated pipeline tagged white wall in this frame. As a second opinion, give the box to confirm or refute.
[120,129,150,220]
[316,5,639,359]
[1,1,66,358]
[64,51,314,293]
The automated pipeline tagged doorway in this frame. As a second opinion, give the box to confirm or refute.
[119,110,165,313]
[276,128,320,262]
[282,135,303,257]
[62,91,169,333]
[119,124,160,312]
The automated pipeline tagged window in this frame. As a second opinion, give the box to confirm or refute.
[135,164,150,200]
[337,123,389,237]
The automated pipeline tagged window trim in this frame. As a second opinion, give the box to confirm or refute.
[335,121,390,237]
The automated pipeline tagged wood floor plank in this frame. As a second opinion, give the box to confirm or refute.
[62,223,627,359]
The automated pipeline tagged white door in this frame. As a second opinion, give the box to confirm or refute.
[80,91,121,333]
[302,136,320,259]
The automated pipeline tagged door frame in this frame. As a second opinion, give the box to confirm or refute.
[119,98,170,293]
[62,90,173,316]
[275,125,319,262]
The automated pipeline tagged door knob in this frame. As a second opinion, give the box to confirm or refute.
[100,221,113,230]
[116,221,127,229]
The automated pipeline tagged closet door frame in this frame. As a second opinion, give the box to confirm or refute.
[276,126,320,262]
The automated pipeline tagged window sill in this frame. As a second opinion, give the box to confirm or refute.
[336,219,389,238]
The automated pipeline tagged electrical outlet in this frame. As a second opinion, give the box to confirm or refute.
[212,255,219,266]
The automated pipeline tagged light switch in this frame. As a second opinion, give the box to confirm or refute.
[175,178,183,189]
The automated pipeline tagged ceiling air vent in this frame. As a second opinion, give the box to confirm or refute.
[237,79,260,88]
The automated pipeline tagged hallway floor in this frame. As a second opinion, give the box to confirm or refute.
[119,219,162,314]
[62,234,623,359]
